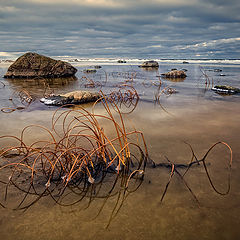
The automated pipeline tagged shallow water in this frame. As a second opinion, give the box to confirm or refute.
[0,61,240,240]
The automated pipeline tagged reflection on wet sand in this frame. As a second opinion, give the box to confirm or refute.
[140,67,159,72]
[163,77,186,82]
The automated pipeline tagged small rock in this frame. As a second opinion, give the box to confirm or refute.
[211,85,240,94]
[162,70,187,78]
[140,60,159,68]
[83,69,97,73]
[40,90,101,106]
[117,60,126,63]
[214,69,222,72]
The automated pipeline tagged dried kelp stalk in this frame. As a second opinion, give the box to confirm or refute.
[80,76,102,88]
[1,89,33,113]
[155,85,177,103]
[159,141,232,204]
[152,83,176,116]
[0,81,5,88]
[0,93,148,226]
[199,66,214,88]
[107,84,139,114]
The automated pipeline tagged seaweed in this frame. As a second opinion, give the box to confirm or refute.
[0,93,148,226]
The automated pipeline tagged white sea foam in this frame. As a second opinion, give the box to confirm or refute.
[40,98,56,105]
[1,56,240,67]
[63,57,240,66]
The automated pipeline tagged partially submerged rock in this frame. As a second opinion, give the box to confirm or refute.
[161,70,187,78]
[4,52,77,78]
[140,60,159,68]
[40,91,101,106]
[214,69,222,72]
[211,85,240,94]
[83,69,97,73]
[117,60,126,63]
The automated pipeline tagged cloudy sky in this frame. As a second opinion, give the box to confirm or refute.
[0,0,240,59]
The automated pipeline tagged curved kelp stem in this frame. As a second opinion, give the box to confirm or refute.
[159,142,232,205]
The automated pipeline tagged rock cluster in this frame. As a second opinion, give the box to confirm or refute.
[4,52,77,78]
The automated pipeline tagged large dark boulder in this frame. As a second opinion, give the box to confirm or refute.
[4,52,77,78]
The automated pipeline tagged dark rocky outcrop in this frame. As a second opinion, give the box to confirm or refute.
[161,70,187,78]
[40,90,101,106]
[4,52,77,78]
[140,60,159,68]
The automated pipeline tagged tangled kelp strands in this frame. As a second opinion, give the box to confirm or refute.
[0,96,148,225]
[79,69,108,89]
[80,76,102,88]
[107,84,139,114]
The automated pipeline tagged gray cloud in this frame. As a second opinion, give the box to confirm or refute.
[0,0,239,59]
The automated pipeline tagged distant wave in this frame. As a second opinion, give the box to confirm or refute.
[1,56,240,65]
[62,57,240,66]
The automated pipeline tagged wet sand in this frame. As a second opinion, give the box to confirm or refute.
[0,62,239,239]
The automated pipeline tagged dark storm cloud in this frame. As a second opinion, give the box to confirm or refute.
[0,0,239,59]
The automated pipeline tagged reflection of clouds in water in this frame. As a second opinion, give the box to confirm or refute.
[163,77,185,82]
[5,76,78,97]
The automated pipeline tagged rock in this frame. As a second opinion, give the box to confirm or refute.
[211,85,240,94]
[40,90,101,106]
[4,52,77,78]
[83,69,97,73]
[117,60,126,63]
[214,69,222,72]
[161,70,187,78]
[140,60,159,68]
